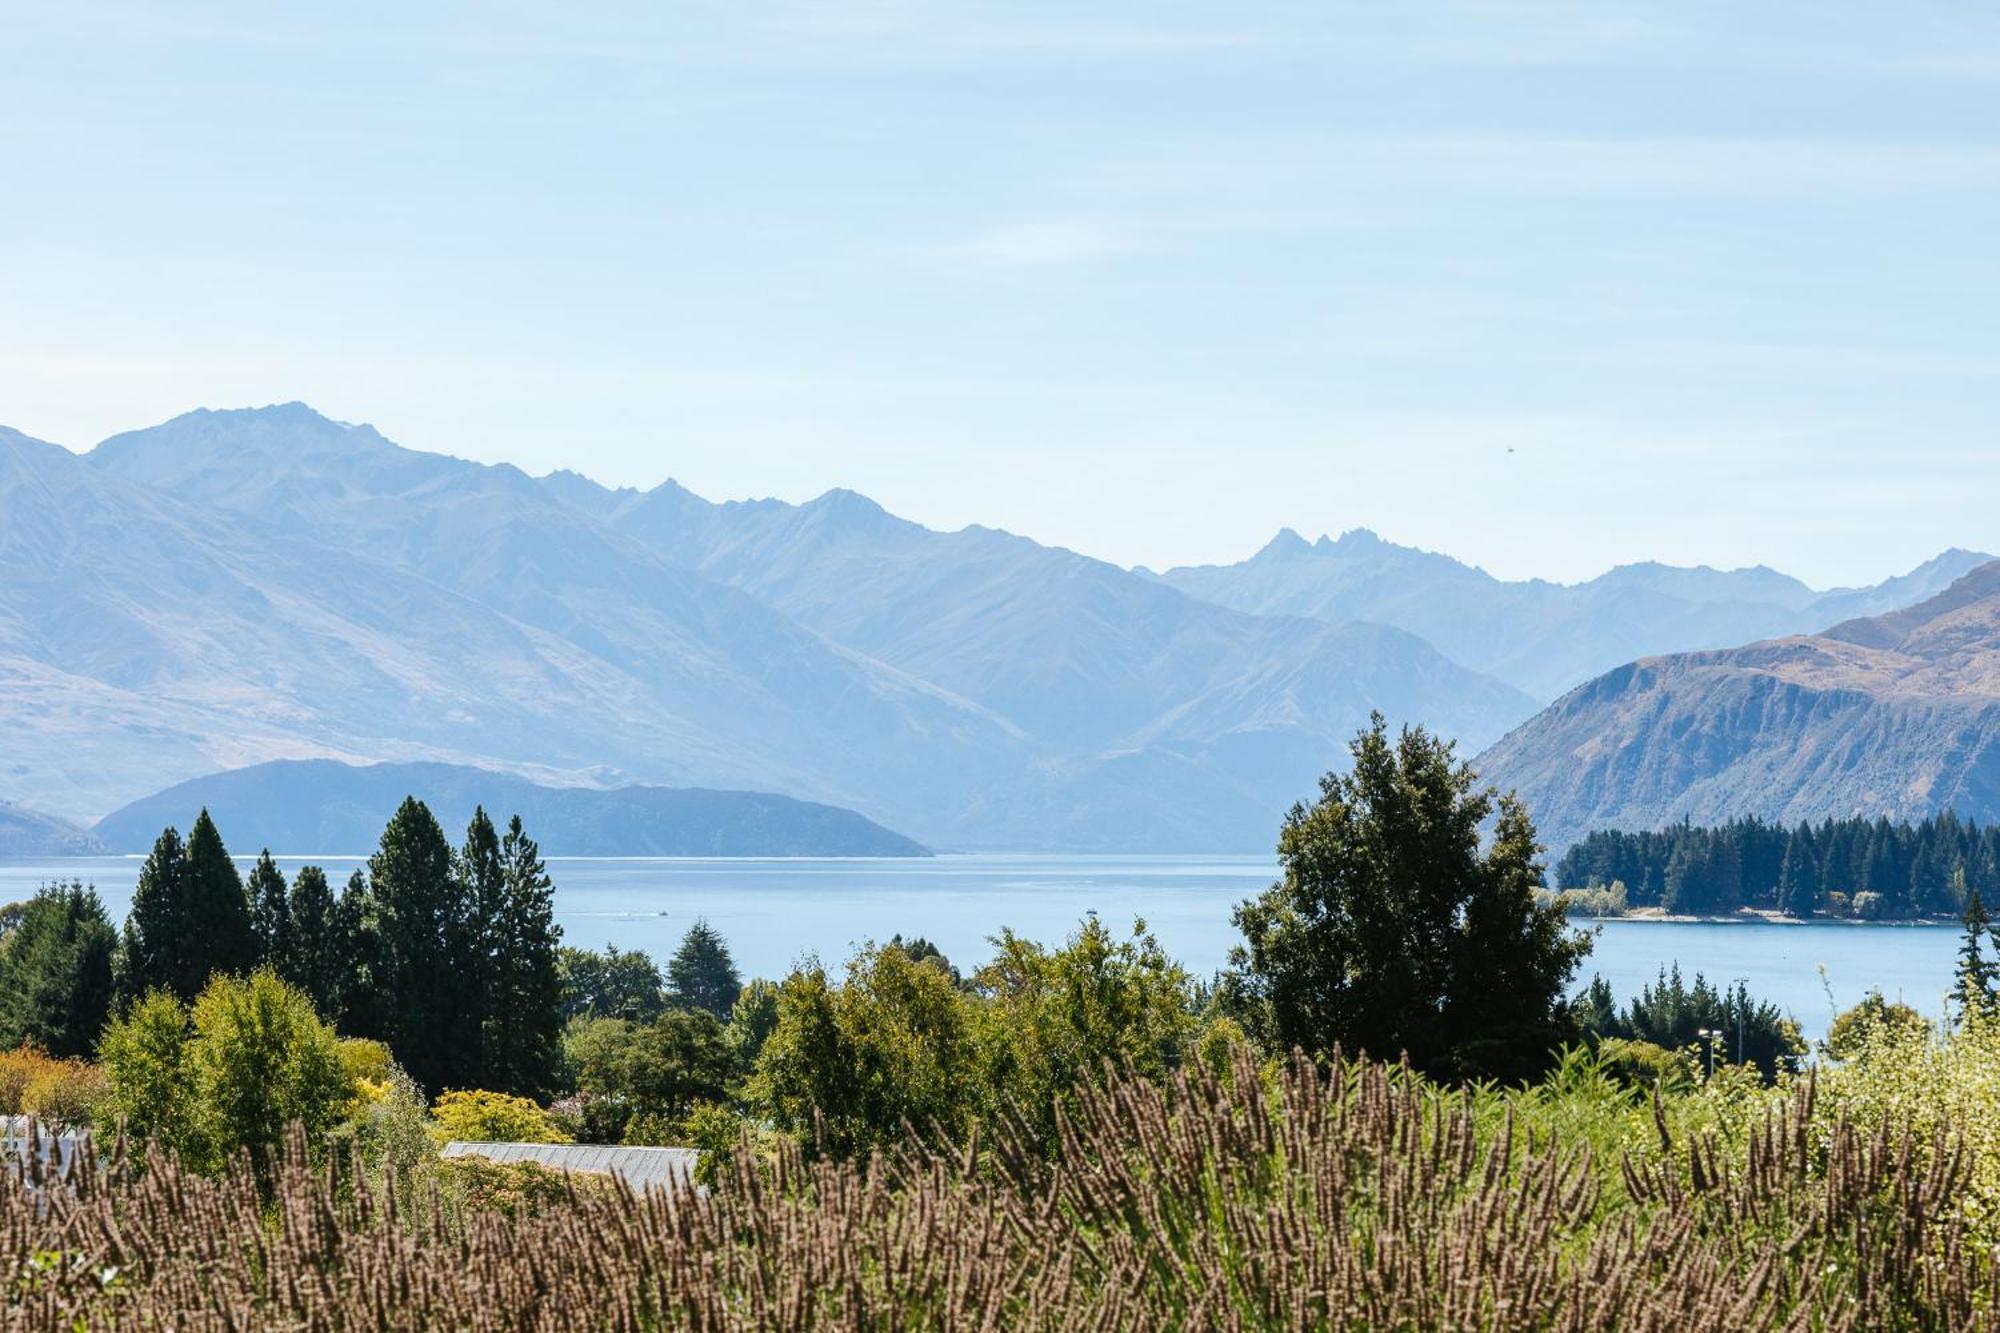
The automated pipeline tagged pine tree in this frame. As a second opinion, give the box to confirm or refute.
[668,918,743,1021]
[119,812,256,1004]
[456,807,507,1082]
[334,870,386,1039]
[118,825,186,1004]
[367,798,474,1094]
[483,816,564,1098]
[246,851,292,966]
[183,809,257,977]
[0,881,116,1057]
[1956,888,1998,1020]
[281,865,348,1020]
[1777,831,1821,919]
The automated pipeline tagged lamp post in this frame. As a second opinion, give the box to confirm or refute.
[1729,976,1750,1068]
[1696,1027,1719,1079]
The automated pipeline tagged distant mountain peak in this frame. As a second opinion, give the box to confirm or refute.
[1252,528,1312,560]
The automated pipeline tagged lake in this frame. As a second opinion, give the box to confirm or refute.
[1,854,1962,1042]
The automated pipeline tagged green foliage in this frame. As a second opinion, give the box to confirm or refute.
[1824,989,1932,1062]
[117,812,258,1005]
[888,934,963,986]
[1561,811,1992,918]
[1590,965,1805,1081]
[481,815,565,1099]
[98,971,351,1172]
[431,1089,572,1144]
[428,1156,593,1219]
[368,797,475,1094]
[750,944,980,1159]
[1227,713,1590,1083]
[568,1009,734,1143]
[973,915,1197,1143]
[276,865,348,1019]
[1538,880,1628,918]
[1956,887,1997,1019]
[0,881,115,1058]
[245,850,292,966]
[558,944,665,1021]
[95,989,204,1161]
[667,918,742,1021]
[724,977,781,1073]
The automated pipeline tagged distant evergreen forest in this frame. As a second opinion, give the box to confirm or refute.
[1555,814,1999,919]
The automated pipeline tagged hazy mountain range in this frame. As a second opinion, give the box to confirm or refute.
[93,760,929,858]
[1154,529,1992,701]
[1477,562,2000,854]
[0,401,1984,852]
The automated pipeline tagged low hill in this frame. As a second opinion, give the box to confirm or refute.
[1476,562,2000,855]
[93,760,931,857]
[0,802,102,856]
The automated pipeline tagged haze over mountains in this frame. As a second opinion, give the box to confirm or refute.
[93,760,929,858]
[0,402,1986,853]
[1156,530,1992,702]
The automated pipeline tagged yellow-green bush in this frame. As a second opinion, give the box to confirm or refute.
[431,1089,572,1144]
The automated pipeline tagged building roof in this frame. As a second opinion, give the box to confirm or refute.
[440,1140,699,1190]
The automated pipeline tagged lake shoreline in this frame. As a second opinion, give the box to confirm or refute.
[1568,906,1960,928]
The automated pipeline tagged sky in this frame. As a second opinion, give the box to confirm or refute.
[4,1,1999,587]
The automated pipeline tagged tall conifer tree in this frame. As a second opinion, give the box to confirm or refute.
[484,815,564,1097]
[335,869,386,1040]
[246,851,292,966]
[1957,888,1998,1020]
[668,919,743,1021]
[368,797,474,1093]
[119,812,256,1004]
[281,865,348,1020]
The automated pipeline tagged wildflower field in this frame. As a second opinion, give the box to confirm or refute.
[8,1020,2000,1331]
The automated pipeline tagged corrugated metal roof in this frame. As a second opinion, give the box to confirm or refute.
[441,1140,700,1190]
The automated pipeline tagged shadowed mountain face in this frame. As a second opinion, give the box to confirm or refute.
[8,404,1534,850]
[1152,529,1993,701]
[92,760,930,858]
[1475,563,2000,855]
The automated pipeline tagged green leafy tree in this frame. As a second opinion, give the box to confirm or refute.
[368,798,475,1093]
[668,919,742,1020]
[432,1088,572,1144]
[974,915,1198,1146]
[100,971,352,1174]
[558,945,666,1021]
[725,978,782,1074]
[482,816,564,1098]
[1227,715,1590,1083]
[187,968,352,1170]
[246,851,292,965]
[564,1009,735,1143]
[118,812,257,1004]
[1824,989,1931,1062]
[750,944,979,1160]
[97,989,206,1161]
[0,881,116,1058]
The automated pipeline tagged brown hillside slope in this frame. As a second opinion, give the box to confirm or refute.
[1476,562,2000,854]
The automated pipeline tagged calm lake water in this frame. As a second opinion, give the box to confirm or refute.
[2,854,1962,1043]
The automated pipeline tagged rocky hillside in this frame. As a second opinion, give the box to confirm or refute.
[1476,562,2000,855]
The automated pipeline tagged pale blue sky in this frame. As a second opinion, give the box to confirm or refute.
[5,2,1999,585]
